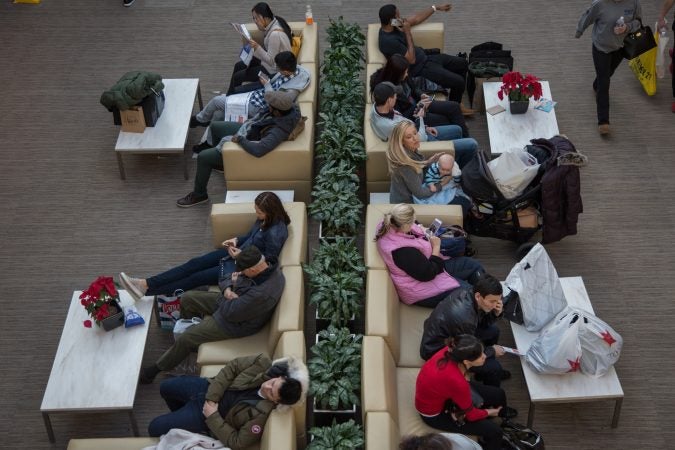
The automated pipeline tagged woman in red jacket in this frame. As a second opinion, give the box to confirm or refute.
[415,334,513,450]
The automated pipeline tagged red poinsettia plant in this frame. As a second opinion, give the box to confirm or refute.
[80,276,121,327]
[497,71,543,102]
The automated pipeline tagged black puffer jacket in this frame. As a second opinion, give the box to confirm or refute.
[420,288,500,360]
[530,136,586,244]
[100,71,164,111]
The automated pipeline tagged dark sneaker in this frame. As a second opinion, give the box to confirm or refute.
[189,116,209,128]
[498,406,518,419]
[500,369,512,380]
[176,192,209,208]
[123,0,135,6]
[139,365,160,384]
[192,141,212,154]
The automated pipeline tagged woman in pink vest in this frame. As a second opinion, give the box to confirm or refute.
[375,204,485,308]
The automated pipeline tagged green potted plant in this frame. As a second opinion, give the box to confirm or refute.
[308,419,365,449]
[309,326,362,419]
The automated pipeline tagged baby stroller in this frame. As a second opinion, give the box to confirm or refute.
[461,136,586,259]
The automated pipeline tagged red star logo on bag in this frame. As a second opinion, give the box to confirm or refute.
[251,424,262,434]
[600,330,616,346]
[567,357,581,372]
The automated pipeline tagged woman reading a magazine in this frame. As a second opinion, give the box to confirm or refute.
[118,192,290,300]
[227,2,293,95]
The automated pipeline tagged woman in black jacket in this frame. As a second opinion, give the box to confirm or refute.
[370,54,470,137]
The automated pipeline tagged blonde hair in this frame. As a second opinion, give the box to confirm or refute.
[375,203,415,241]
[386,122,426,175]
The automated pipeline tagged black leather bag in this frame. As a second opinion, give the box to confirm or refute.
[622,21,657,60]
[502,290,524,325]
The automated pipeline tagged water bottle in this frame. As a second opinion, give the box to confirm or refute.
[305,5,314,25]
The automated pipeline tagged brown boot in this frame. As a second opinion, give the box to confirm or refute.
[598,124,610,135]
[461,104,477,116]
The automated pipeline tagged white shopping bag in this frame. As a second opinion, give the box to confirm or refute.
[526,306,583,374]
[578,312,623,377]
[173,317,202,341]
[504,243,567,331]
[487,147,540,199]
[655,23,671,79]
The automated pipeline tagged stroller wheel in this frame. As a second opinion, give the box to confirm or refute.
[515,242,537,260]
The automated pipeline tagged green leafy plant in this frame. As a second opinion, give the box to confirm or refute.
[306,238,365,274]
[308,160,362,237]
[315,112,365,164]
[308,419,365,450]
[304,268,363,326]
[309,326,362,410]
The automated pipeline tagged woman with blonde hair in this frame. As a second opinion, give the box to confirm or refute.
[375,204,485,308]
[387,122,472,215]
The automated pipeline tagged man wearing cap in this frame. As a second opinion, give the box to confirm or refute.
[370,81,478,167]
[176,89,301,207]
[140,245,286,383]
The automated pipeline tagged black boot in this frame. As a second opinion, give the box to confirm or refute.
[139,364,160,384]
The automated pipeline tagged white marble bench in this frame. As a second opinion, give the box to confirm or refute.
[509,276,624,428]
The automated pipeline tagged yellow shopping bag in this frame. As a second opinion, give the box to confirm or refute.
[628,31,659,96]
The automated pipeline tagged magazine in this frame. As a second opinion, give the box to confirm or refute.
[230,22,252,40]
[224,92,253,123]
[534,98,557,113]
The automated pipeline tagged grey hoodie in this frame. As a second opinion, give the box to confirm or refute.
[576,0,642,53]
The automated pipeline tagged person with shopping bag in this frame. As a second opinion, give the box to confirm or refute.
[575,0,644,135]
[658,0,675,112]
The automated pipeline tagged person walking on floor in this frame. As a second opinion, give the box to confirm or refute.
[657,0,675,112]
[575,0,644,135]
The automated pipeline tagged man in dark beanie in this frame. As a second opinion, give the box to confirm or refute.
[140,245,286,383]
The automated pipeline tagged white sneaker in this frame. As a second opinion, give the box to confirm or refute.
[119,272,146,301]
[123,0,135,7]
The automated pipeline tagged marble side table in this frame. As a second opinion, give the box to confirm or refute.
[40,290,154,442]
[115,78,203,180]
[483,81,560,155]
[509,277,624,428]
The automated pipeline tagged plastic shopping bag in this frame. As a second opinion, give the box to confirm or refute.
[655,23,670,79]
[578,312,623,377]
[155,290,183,330]
[525,307,583,374]
[504,243,567,331]
[628,29,658,95]
[173,317,202,341]
[487,148,540,199]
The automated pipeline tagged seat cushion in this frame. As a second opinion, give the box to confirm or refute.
[361,336,399,421]
[396,367,439,436]
[398,304,431,368]
[67,438,159,450]
[365,411,400,450]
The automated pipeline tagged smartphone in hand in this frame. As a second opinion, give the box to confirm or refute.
[258,71,270,83]
[390,18,402,27]
[427,218,442,237]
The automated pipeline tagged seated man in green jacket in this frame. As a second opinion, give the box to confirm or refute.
[140,245,285,383]
[177,90,301,208]
[148,353,308,450]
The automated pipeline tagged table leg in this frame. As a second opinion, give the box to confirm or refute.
[129,410,140,436]
[527,402,535,428]
[116,152,126,180]
[43,412,55,443]
[611,397,623,428]
[182,146,189,180]
[197,81,204,110]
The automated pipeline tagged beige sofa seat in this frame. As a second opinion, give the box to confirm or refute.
[367,23,445,65]
[364,105,455,195]
[197,265,304,365]
[366,269,429,368]
[66,409,295,450]
[210,202,307,267]
[200,330,306,450]
[362,336,439,447]
[220,102,314,203]
[296,62,317,107]
[243,22,318,64]
[364,203,463,270]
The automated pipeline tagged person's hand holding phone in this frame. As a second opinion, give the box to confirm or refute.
[258,71,270,85]
[227,246,241,258]
[429,235,441,255]
[222,237,238,248]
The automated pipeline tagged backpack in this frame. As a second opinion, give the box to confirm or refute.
[501,420,545,450]
[467,41,515,107]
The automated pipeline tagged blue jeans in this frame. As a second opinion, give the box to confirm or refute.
[427,125,478,168]
[146,249,236,296]
[148,376,210,437]
[443,256,484,284]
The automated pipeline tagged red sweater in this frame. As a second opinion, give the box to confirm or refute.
[415,348,488,422]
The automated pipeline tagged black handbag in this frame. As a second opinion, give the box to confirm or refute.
[622,20,657,60]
